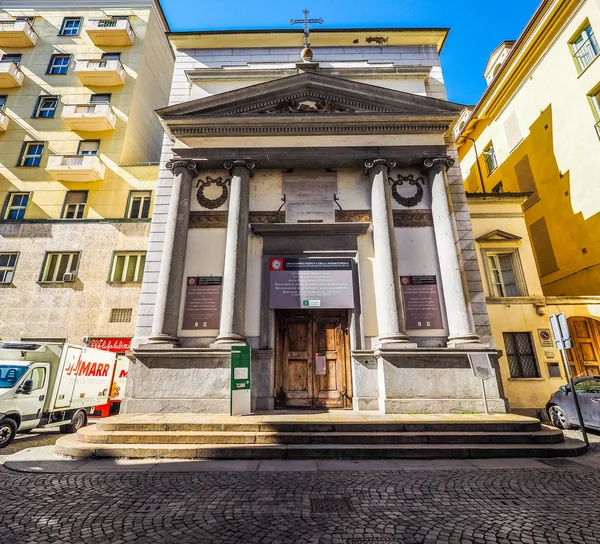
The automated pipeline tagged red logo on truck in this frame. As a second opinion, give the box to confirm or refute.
[65,356,111,377]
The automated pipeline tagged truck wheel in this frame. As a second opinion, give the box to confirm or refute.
[59,410,87,434]
[0,419,17,448]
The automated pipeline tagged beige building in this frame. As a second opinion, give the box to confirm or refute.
[0,0,173,346]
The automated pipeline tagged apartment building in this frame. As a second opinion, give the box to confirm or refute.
[0,0,173,349]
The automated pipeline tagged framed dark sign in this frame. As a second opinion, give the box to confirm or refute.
[269,258,354,309]
[182,276,222,330]
[400,275,444,330]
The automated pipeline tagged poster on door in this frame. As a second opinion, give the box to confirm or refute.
[182,276,222,330]
[269,258,354,309]
[400,275,444,330]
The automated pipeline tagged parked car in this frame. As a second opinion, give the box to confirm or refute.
[547,376,600,431]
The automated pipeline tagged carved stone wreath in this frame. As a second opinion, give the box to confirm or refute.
[388,174,426,208]
[263,98,354,114]
[196,176,230,210]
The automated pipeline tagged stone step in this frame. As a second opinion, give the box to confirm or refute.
[77,426,564,446]
[55,434,586,460]
[96,420,542,434]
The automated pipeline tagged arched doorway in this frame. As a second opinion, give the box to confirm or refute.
[567,317,600,377]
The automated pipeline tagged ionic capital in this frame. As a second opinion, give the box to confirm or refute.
[422,157,455,172]
[166,159,199,178]
[224,159,256,178]
[363,158,397,176]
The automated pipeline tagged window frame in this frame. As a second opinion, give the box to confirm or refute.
[0,96,7,110]
[109,252,146,283]
[1,54,22,66]
[126,190,152,219]
[77,139,100,155]
[2,192,30,220]
[101,52,121,61]
[17,141,45,167]
[32,95,59,119]
[0,252,19,284]
[483,143,498,175]
[59,16,82,36]
[89,93,111,104]
[61,190,88,219]
[46,53,71,75]
[569,21,599,74]
[503,332,541,379]
[482,248,528,298]
[39,252,80,283]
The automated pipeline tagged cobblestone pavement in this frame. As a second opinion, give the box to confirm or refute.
[1,464,600,544]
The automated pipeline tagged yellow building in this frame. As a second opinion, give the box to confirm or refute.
[457,0,600,297]
[457,0,600,415]
[0,0,173,346]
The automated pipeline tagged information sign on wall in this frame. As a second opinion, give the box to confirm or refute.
[269,258,354,309]
[182,277,222,330]
[400,275,443,329]
[538,329,554,348]
[282,172,338,223]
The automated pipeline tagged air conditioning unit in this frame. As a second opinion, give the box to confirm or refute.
[62,272,76,282]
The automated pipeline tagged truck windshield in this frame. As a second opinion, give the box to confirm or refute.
[0,365,28,388]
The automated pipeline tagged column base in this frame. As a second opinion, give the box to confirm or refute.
[446,334,484,349]
[374,334,418,350]
[211,333,247,348]
[146,334,180,348]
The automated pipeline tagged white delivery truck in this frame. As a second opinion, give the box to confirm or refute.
[0,341,116,448]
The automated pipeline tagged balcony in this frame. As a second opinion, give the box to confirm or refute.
[73,59,126,87]
[0,109,9,131]
[46,154,106,182]
[85,18,134,46]
[61,103,117,132]
[0,61,24,88]
[0,19,38,47]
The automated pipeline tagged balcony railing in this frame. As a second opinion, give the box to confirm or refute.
[85,18,135,46]
[46,154,106,182]
[0,19,38,47]
[0,60,24,88]
[73,59,126,86]
[573,33,599,72]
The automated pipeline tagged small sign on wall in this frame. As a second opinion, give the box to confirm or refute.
[182,276,222,330]
[538,328,554,348]
[400,275,443,330]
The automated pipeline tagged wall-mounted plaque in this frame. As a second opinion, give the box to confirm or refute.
[400,275,443,330]
[269,258,354,309]
[182,276,222,330]
[282,172,338,224]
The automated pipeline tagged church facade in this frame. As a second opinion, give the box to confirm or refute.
[123,28,508,415]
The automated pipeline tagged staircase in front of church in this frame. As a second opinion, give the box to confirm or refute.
[54,412,587,460]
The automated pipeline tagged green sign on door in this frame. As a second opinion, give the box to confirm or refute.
[230,345,251,416]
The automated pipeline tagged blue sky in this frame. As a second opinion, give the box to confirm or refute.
[162,0,540,105]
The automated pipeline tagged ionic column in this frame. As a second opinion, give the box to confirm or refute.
[149,160,198,345]
[364,159,412,347]
[214,159,255,345]
[424,158,480,347]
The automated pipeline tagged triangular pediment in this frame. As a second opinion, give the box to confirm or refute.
[158,71,464,119]
[476,229,522,243]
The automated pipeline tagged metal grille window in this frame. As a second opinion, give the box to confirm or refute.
[34,96,59,118]
[483,144,498,174]
[571,24,599,72]
[487,252,521,297]
[59,17,81,36]
[62,191,88,219]
[0,253,18,283]
[3,193,29,219]
[127,191,152,219]
[110,252,145,283]
[40,252,80,283]
[503,332,540,378]
[18,142,44,167]
[109,308,132,323]
[47,54,70,75]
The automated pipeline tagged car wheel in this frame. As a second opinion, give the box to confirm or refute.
[548,405,574,430]
[0,419,17,449]
[60,410,87,434]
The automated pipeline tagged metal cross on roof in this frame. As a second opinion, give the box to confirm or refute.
[290,9,324,49]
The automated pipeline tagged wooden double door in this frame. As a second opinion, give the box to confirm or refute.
[275,310,352,409]
[567,317,600,377]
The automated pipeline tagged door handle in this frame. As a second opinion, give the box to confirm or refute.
[39,395,45,401]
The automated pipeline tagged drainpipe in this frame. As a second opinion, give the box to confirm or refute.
[464,136,487,193]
